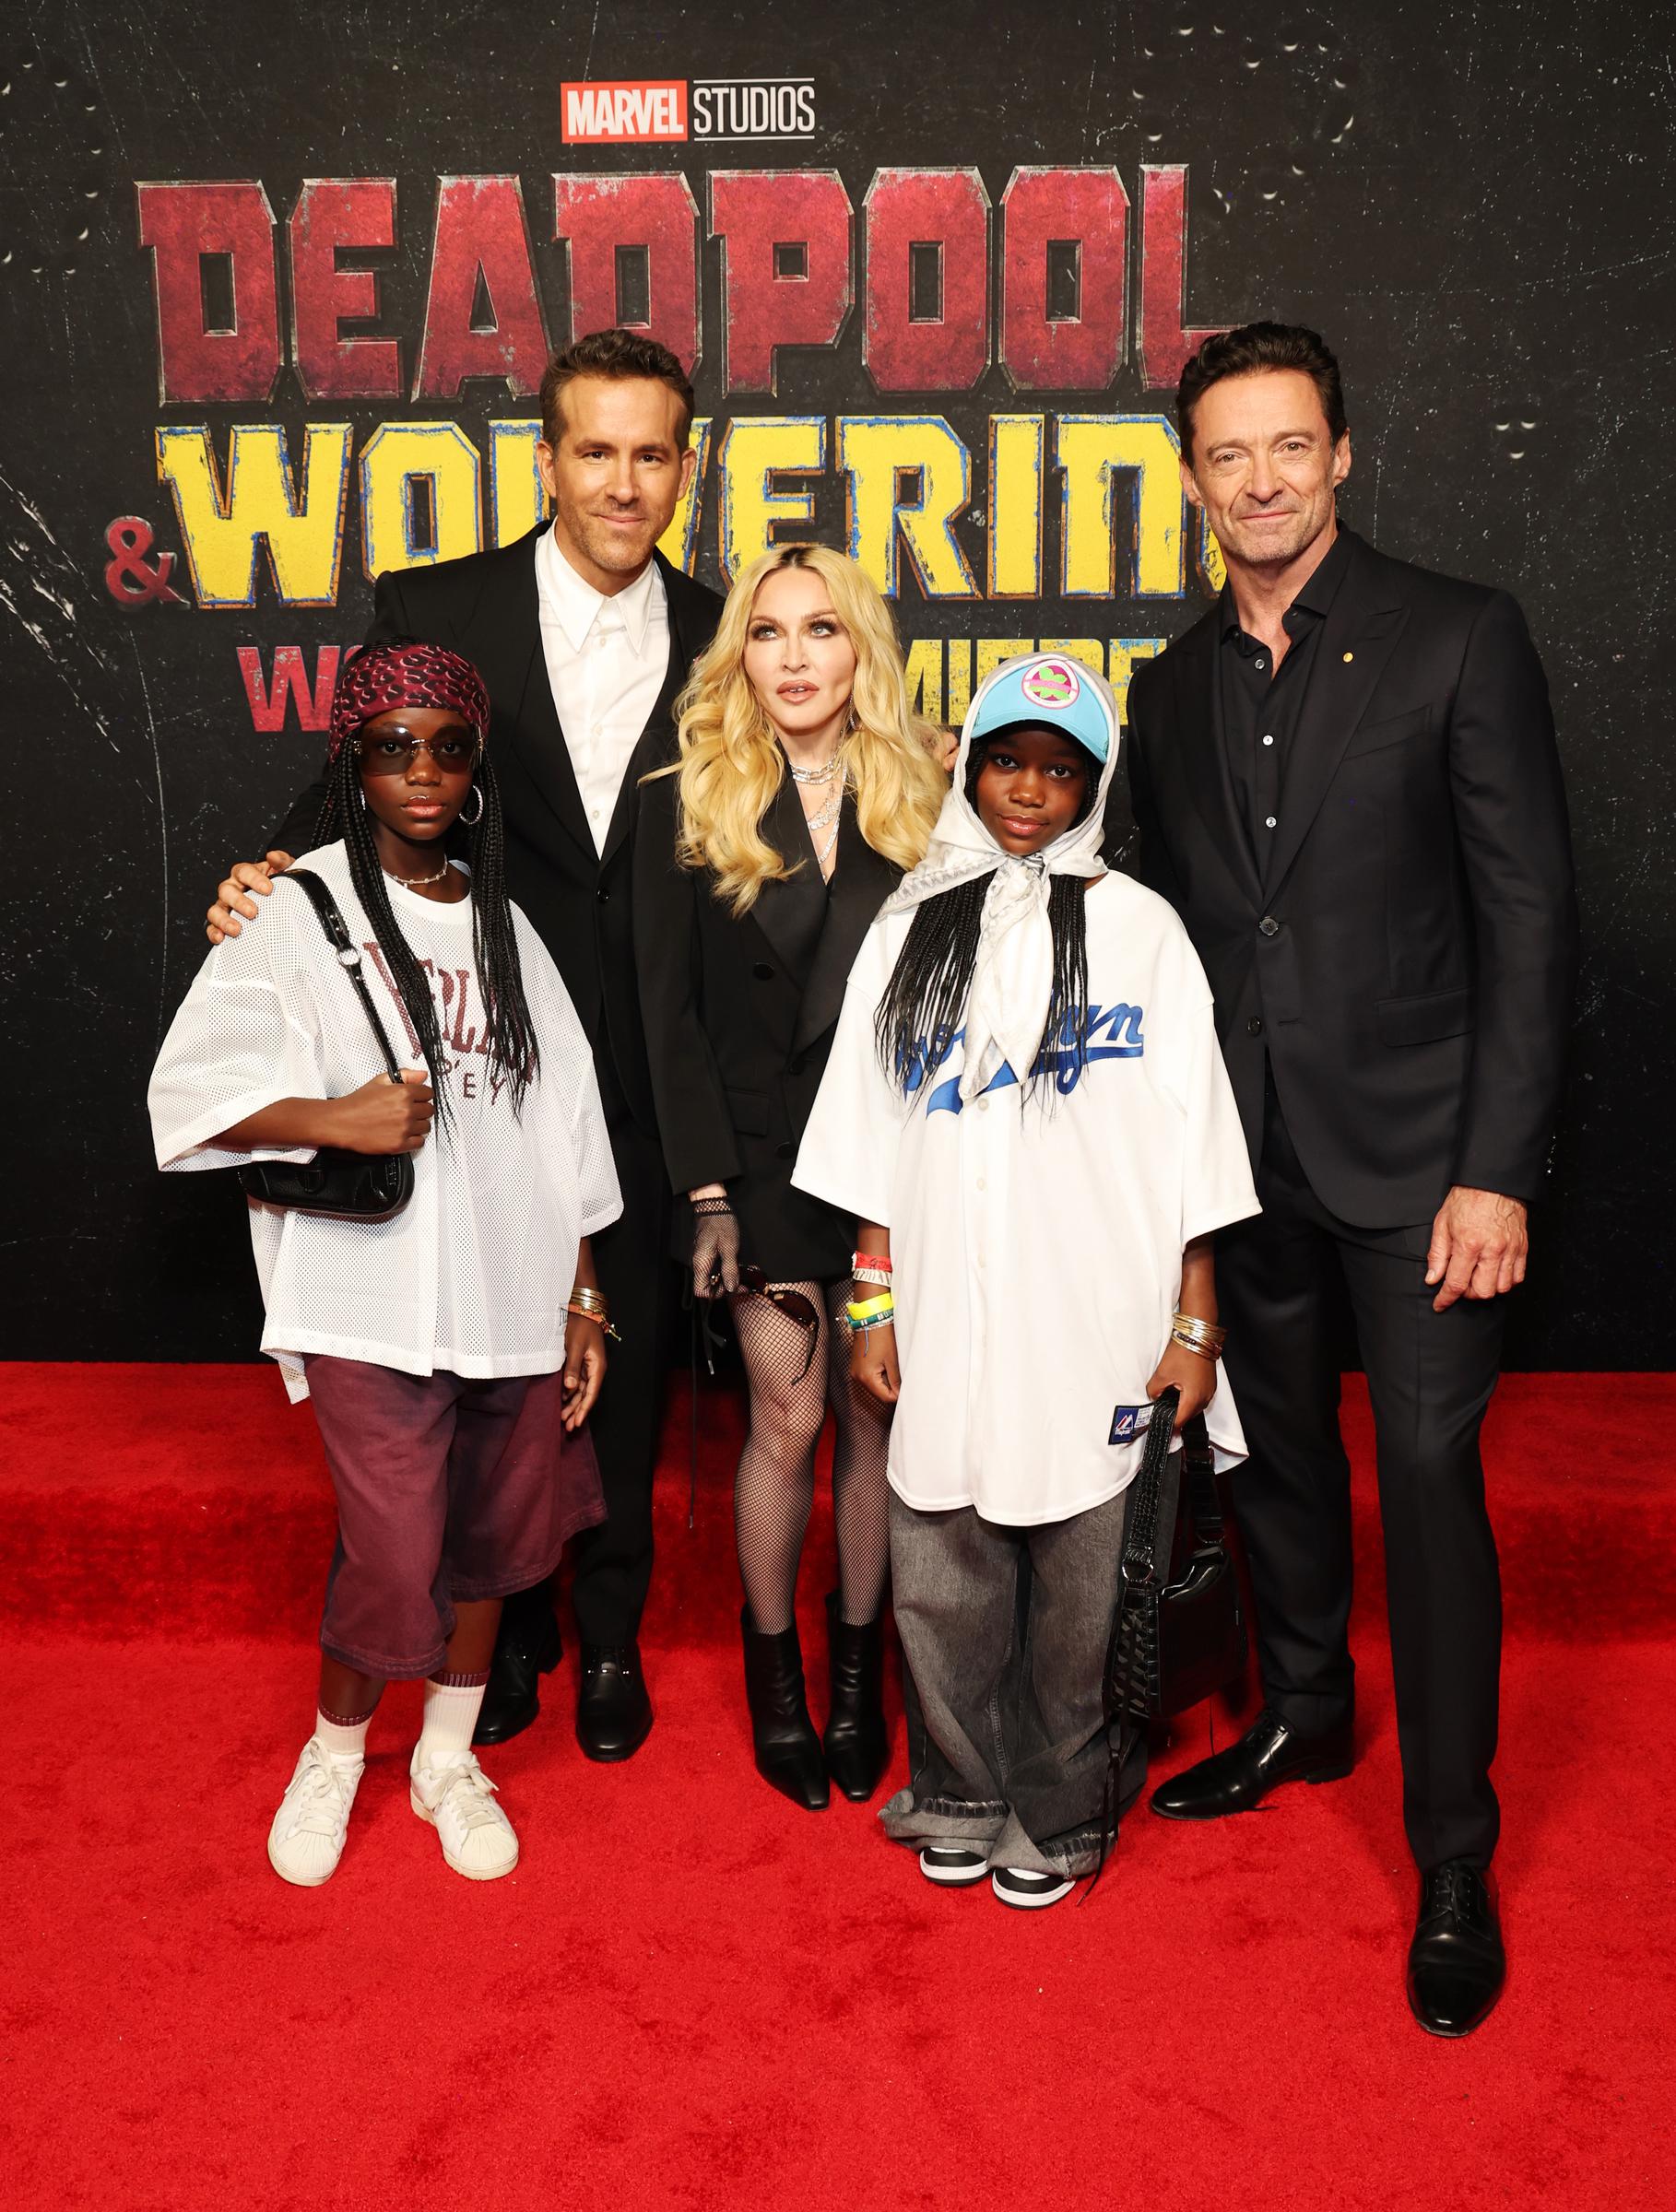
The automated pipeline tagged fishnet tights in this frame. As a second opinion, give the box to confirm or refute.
[732,1279,891,1637]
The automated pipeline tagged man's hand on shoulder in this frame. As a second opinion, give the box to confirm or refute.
[207,852,294,946]
[1425,1185,1528,1311]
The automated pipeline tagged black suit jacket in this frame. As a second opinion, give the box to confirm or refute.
[1114,528,1576,1227]
[633,768,902,1280]
[270,524,724,1135]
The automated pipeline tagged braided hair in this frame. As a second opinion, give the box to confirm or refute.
[313,700,538,1124]
[874,735,1095,1102]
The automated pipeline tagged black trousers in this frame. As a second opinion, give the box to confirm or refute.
[1216,1082,1505,1871]
[507,1112,675,1648]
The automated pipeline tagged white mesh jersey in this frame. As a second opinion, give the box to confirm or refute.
[793,871,1260,1524]
[148,841,621,1402]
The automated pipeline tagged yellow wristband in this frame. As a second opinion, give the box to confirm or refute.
[846,1293,895,1324]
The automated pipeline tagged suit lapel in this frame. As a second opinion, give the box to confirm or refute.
[466,524,594,864]
[1263,542,1408,895]
[598,620,687,870]
[793,797,901,1056]
[1171,618,1265,910]
[749,771,830,985]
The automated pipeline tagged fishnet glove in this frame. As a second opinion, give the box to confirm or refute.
[690,1195,741,1300]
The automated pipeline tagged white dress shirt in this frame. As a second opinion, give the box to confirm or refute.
[534,526,670,853]
[794,874,1259,1524]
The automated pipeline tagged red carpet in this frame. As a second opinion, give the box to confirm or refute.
[6,1366,1672,2210]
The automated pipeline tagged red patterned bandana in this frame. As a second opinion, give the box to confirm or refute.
[328,639,491,762]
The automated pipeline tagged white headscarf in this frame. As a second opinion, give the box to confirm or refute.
[880,652,1122,1101]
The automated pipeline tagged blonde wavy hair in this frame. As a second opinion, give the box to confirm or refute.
[665,545,948,915]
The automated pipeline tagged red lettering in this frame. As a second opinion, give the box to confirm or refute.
[136,181,280,404]
[450,970,480,1055]
[1138,163,1225,391]
[553,172,701,373]
[289,179,400,401]
[709,170,854,394]
[998,167,1127,394]
[237,644,342,733]
[863,169,989,394]
[415,176,549,400]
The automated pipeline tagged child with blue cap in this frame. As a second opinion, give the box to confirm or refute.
[794,651,1259,1906]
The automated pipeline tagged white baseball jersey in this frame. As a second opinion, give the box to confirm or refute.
[148,841,621,1402]
[794,870,1259,1525]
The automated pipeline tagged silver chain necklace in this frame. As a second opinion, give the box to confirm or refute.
[384,858,452,888]
[786,751,843,785]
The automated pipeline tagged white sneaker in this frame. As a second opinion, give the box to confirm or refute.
[267,1736,364,1887]
[409,1747,519,1880]
[919,1844,989,1888]
[992,1865,1075,1910]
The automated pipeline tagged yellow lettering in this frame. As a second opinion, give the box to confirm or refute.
[974,636,1033,689]
[360,422,482,579]
[1036,638,1107,679]
[655,418,713,576]
[903,637,944,723]
[837,416,979,600]
[1200,517,1225,594]
[717,418,825,585]
[156,424,351,610]
[1056,414,1185,599]
[947,637,974,726]
[488,420,545,547]
[1107,637,1166,721]
[987,415,1045,598]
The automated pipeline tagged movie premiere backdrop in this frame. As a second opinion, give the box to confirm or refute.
[3,2,1671,1364]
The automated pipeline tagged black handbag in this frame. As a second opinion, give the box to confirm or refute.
[1092,1386,1248,1872]
[235,869,416,1219]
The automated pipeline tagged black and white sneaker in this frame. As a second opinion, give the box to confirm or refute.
[918,1844,989,1887]
[992,1865,1074,1910]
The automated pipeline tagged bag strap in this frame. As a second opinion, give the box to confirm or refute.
[278,868,407,1086]
[1119,1385,1180,1591]
[1178,1411,1225,1549]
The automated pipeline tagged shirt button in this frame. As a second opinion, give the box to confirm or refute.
[1262,734,1275,747]
[1265,815,1277,829]
[774,1142,795,1160]
[1258,915,1280,937]
[976,1176,986,1192]
[752,961,775,982]
[1254,657,1267,671]
[1247,1016,1264,1036]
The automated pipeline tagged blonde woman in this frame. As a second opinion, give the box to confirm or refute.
[633,544,947,1811]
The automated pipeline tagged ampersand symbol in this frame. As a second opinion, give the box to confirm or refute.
[104,517,185,606]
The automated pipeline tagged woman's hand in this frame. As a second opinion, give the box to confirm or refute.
[850,1318,901,1406]
[690,1195,741,1298]
[561,1312,607,1429]
[207,851,293,945]
[1145,1340,1218,1430]
[324,1070,434,1155]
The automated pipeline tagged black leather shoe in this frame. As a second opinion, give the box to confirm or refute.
[741,1607,829,1810]
[575,1643,654,1762]
[473,1604,561,1747]
[1407,1861,1505,2037]
[822,1593,890,1803]
[1149,1705,1353,1820]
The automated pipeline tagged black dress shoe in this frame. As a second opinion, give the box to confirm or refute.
[473,1605,561,1747]
[1407,1861,1505,2037]
[1149,1705,1353,1820]
[740,1607,829,1810]
[822,1593,890,1803]
[576,1643,654,1762]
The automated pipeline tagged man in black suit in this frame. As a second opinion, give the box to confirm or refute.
[1115,323,1575,2035]
[209,330,724,1761]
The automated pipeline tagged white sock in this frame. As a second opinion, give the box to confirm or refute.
[314,1707,372,1762]
[416,1676,489,1768]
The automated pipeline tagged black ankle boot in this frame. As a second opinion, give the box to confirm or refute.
[740,1607,829,1810]
[823,1593,889,1803]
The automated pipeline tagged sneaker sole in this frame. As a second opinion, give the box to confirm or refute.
[266,1836,341,1888]
[919,1850,990,1888]
[410,1788,520,1880]
[992,1871,1074,1910]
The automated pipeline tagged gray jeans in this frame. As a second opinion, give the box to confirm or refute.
[880,1485,1146,1877]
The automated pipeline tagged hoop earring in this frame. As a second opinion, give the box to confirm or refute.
[459,784,484,826]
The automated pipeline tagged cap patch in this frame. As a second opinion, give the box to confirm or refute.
[1021,657,1081,710]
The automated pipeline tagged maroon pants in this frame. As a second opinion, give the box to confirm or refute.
[304,1358,605,1680]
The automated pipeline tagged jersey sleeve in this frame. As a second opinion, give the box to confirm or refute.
[148,911,327,1172]
[1148,914,1261,1245]
[792,930,907,1230]
[516,913,623,1238]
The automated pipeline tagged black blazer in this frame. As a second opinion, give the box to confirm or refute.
[633,766,903,1280]
[1114,529,1576,1227]
[269,524,724,1134]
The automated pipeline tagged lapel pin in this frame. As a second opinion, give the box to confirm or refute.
[1342,650,1355,663]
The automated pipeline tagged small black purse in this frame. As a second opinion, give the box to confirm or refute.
[235,869,416,1220]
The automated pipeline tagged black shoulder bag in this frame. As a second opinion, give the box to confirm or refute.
[1094,1387,1248,1866]
[235,869,416,1219]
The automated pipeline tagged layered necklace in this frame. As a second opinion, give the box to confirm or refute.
[788,748,845,873]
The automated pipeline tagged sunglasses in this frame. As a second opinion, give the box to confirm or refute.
[701,1265,821,1382]
[357,732,482,773]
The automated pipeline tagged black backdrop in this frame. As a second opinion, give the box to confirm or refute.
[2,0,1671,1367]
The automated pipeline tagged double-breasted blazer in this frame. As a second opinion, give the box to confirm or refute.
[1113,527,1576,1228]
[633,766,903,1280]
[271,522,725,1135]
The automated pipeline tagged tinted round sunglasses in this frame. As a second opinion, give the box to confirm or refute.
[356,732,483,773]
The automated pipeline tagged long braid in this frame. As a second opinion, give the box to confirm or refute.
[874,873,993,1093]
[1038,873,1091,1098]
[465,751,538,1113]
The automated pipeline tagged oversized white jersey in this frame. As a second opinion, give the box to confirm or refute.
[794,870,1259,1524]
[148,841,621,1402]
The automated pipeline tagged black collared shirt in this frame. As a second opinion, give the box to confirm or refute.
[1215,529,1352,867]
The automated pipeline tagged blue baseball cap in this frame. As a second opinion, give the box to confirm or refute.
[967,653,1111,763]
